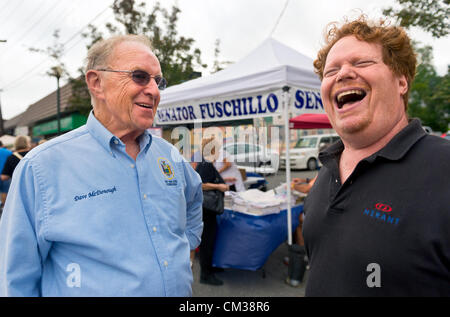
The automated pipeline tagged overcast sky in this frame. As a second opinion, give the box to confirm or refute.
[0,0,448,120]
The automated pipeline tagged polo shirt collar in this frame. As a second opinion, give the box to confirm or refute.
[86,111,153,155]
[370,118,426,162]
[319,118,427,166]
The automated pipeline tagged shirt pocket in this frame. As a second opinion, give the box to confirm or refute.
[148,161,187,236]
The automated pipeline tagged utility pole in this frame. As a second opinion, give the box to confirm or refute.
[0,39,6,136]
[52,66,63,135]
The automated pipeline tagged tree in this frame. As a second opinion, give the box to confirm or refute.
[212,39,232,73]
[383,0,450,38]
[408,44,450,132]
[68,0,208,115]
[383,0,450,131]
[30,30,70,134]
[29,29,70,79]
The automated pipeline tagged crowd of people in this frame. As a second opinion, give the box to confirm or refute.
[0,14,448,297]
[0,136,46,218]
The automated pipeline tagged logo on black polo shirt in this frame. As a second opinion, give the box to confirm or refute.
[363,203,400,225]
[158,157,177,186]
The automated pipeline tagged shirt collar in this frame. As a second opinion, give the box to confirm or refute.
[86,111,153,156]
[370,118,426,162]
[319,118,427,166]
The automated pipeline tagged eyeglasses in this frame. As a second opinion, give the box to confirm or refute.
[96,68,167,90]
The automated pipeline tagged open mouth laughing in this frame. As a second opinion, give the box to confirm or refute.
[334,88,367,109]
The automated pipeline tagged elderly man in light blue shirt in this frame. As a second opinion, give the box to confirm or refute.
[0,35,203,296]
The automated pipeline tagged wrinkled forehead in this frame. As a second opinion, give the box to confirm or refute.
[109,41,160,71]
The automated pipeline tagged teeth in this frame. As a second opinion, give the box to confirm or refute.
[337,90,364,102]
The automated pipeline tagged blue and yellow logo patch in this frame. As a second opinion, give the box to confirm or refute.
[158,157,177,186]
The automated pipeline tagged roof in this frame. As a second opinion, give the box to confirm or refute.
[158,37,321,107]
[4,81,74,129]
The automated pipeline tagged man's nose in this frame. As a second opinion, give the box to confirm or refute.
[143,77,160,97]
[336,64,357,82]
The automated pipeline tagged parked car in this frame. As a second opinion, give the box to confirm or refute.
[221,142,278,168]
[280,133,340,170]
[442,131,450,140]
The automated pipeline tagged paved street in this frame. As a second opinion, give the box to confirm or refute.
[192,169,318,297]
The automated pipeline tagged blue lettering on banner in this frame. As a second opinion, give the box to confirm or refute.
[294,90,305,108]
[257,95,266,114]
[248,96,258,114]
[305,92,314,109]
[241,98,248,115]
[157,92,285,123]
[206,103,215,118]
[294,89,323,110]
[215,102,223,117]
[231,99,242,117]
[223,100,232,117]
[188,106,196,120]
[266,93,278,112]
[181,107,188,120]
[199,103,207,119]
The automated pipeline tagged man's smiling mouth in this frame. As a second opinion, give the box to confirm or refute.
[335,89,367,109]
[136,103,153,109]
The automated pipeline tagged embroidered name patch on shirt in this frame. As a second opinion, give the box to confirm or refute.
[74,186,117,202]
[158,157,177,186]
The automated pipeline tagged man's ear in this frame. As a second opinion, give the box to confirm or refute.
[85,70,105,101]
[398,74,408,97]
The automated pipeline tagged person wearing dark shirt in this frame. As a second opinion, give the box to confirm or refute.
[194,137,229,286]
[302,15,450,296]
[0,141,12,212]
[1,135,30,181]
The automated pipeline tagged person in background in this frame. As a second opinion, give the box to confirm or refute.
[0,141,12,217]
[214,146,245,192]
[195,137,229,286]
[303,15,450,296]
[1,135,31,183]
[291,176,316,247]
[0,34,203,296]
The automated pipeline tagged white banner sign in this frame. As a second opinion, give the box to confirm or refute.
[156,87,324,125]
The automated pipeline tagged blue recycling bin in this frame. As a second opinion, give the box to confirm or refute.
[212,204,303,271]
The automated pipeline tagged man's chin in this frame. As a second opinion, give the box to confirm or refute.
[336,118,371,135]
[134,118,155,131]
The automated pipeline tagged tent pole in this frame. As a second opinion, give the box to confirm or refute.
[282,86,292,246]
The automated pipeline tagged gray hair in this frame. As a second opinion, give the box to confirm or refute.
[85,34,153,71]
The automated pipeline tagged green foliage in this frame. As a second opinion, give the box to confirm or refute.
[408,44,450,132]
[67,71,91,118]
[68,0,208,113]
[383,1,450,131]
[383,0,450,38]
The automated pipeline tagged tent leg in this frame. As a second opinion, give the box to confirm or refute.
[283,86,292,246]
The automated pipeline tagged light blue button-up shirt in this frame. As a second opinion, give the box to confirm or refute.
[0,112,203,296]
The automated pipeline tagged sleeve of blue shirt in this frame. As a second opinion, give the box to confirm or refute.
[0,158,51,296]
[180,157,203,251]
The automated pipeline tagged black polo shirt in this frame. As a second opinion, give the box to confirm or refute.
[303,119,450,296]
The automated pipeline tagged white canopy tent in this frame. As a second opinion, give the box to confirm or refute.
[156,38,325,245]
